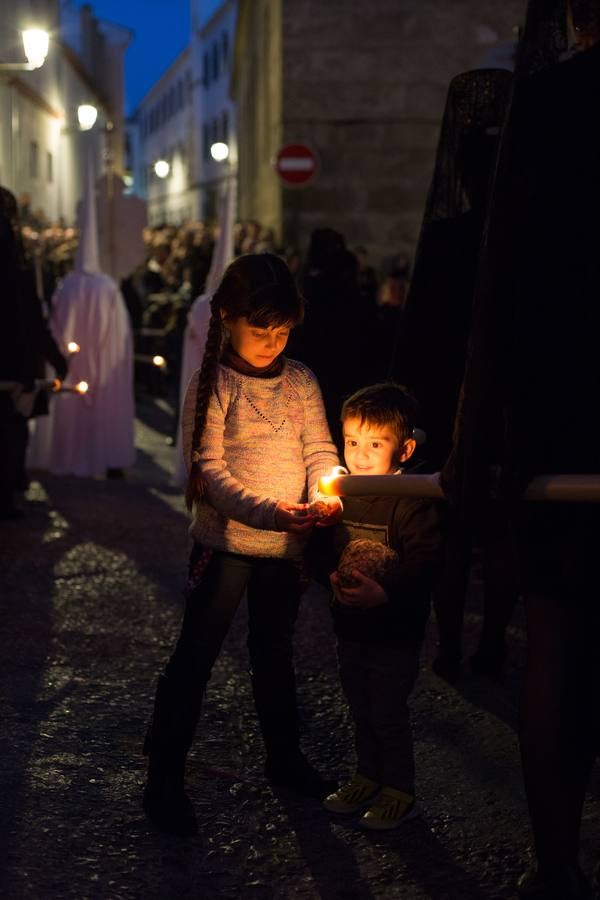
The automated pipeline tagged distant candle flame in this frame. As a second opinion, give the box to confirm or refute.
[75,381,89,394]
[152,355,166,368]
[67,341,80,354]
[52,378,62,392]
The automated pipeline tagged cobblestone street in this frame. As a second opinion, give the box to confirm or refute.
[2,398,599,900]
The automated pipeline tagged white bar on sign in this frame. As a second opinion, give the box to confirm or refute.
[278,158,314,171]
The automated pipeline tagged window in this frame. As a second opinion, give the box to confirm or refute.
[177,80,183,110]
[222,110,229,144]
[212,42,219,80]
[222,31,229,69]
[203,51,210,87]
[29,141,39,178]
[203,123,210,160]
[46,150,53,183]
[211,118,219,144]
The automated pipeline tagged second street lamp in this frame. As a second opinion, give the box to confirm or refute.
[210,142,229,162]
[154,159,170,178]
[77,104,98,131]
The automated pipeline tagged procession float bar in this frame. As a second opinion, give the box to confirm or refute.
[317,473,600,504]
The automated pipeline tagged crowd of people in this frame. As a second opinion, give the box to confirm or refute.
[1,1,599,898]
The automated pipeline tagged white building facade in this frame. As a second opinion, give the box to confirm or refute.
[133,0,238,225]
[134,49,197,225]
[193,0,238,220]
[0,0,130,226]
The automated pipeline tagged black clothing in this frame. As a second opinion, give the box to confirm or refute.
[393,69,512,470]
[0,187,66,513]
[440,0,600,881]
[289,231,378,449]
[324,489,442,646]
[445,44,600,505]
[315,482,441,793]
[392,70,516,674]
[0,188,28,386]
[395,212,484,467]
[337,640,420,792]
[23,270,68,417]
[152,545,303,763]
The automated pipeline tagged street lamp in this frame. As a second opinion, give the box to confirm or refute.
[77,104,98,131]
[154,159,170,178]
[210,141,229,162]
[22,29,49,69]
[0,29,50,70]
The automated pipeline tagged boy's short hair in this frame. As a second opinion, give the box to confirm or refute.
[341,383,418,448]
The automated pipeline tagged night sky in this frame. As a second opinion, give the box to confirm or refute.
[78,0,223,112]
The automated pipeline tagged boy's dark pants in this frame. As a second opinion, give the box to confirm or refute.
[146,548,302,764]
[337,639,420,794]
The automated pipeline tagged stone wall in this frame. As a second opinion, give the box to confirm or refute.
[235,0,527,267]
[234,0,283,235]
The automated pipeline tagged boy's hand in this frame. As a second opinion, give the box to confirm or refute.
[275,501,316,533]
[330,570,389,608]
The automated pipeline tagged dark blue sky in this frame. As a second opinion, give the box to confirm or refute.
[79,0,222,112]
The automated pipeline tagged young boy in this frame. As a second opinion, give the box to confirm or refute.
[322,383,442,829]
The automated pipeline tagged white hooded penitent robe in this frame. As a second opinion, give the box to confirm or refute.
[174,179,235,485]
[28,158,135,477]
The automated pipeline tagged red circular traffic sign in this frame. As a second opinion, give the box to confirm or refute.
[275,143,318,186]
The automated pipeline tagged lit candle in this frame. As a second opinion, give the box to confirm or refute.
[67,341,80,354]
[152,355,166,368]
[75,381,89,394]
[318,471,444,499]
[317,466,349,495]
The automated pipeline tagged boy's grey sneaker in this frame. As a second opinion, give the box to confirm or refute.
[323,774,380,814]
[359,786,417,830]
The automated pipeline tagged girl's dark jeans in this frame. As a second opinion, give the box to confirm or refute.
[162,545,303,760]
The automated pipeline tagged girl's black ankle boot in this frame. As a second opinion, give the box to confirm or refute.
[142,675,200,836]
[143,754,198,837]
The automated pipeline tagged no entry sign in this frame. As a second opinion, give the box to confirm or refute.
[275,143,318,186]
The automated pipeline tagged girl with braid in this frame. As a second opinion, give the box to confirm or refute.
[143,253,341,836]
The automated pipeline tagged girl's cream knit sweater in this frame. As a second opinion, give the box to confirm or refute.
[181,358,339,560]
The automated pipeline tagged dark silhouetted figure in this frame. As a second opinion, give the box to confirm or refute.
[290,228,377,449]
[443,2,600,896]
[392,68,518,681]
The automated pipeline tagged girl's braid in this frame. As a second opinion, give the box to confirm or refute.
[184,297,224,510]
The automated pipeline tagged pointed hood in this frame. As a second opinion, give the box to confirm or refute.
[74,154,101,274]
[205,177,235,296]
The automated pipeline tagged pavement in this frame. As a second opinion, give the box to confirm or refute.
[1,395,599,900]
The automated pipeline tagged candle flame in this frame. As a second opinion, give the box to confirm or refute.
[52,378,62,392]
[318,465,347,495]
[67,341,80,353]
[152,355,166,368]
[75,381,89,394]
